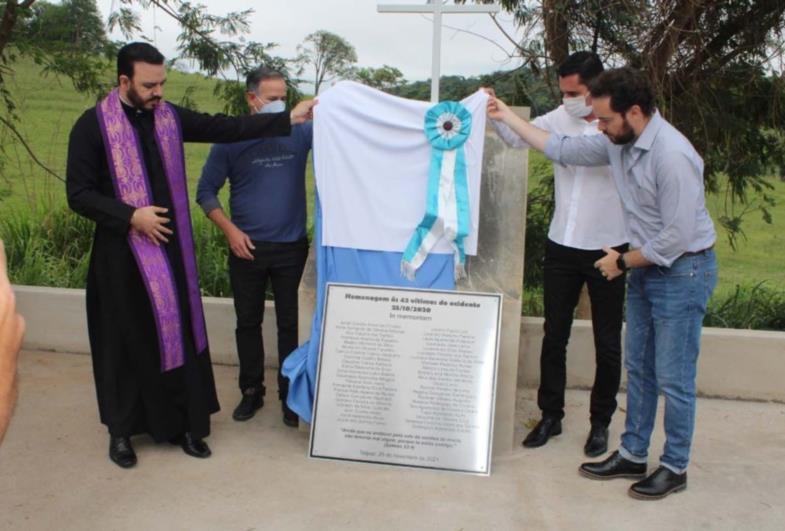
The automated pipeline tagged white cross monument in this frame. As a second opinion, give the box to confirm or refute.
[378,1,500,102]
[376,1,526,459]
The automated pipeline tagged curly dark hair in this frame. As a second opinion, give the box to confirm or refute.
[588,67,655,116]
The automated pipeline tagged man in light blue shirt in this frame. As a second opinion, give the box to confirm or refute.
[488,67,717,500]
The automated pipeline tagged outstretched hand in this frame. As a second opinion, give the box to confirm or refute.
[486,94,513,122]
[290,99,317,124]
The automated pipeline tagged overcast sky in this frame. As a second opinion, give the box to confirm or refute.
[97,0,525,86]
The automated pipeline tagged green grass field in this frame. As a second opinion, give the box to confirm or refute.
[0,58,318,236]
[2,57,783,298]
[527,151,785,297]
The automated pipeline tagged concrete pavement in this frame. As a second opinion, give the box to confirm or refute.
[1,351,783,531]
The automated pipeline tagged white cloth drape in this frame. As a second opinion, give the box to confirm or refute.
[313,81,488,255]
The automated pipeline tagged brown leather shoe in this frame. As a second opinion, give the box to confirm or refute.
[629,466,687,500]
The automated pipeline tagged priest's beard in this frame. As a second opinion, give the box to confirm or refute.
[127,86,161,111]
[605,118,636,145]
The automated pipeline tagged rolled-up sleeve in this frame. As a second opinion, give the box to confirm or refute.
[196,144,229,216]
[544,133,610,167]
[640,152,700,266]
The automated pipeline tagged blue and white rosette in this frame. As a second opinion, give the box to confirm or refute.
[402,101,472,281]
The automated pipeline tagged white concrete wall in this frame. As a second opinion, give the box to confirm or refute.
[518,317,785,402]
[14,285,785,402]
[14,286,278,366]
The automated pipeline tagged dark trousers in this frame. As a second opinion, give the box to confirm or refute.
[538,239,627,427]
[228,239,308,401]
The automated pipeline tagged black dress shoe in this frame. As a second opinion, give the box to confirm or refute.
[282,403,299,428]
[109,435,137,469]
[522,417,562,448]
[232,389,263,421]
[584,425,609,457]
[629,466,687,500]
[579,450,647,480]
[179,432,212,459]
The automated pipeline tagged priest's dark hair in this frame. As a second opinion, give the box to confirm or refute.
[246,66,285,93]
[589,67,656,117]
[557,51,604,85]
[117,42,165,81]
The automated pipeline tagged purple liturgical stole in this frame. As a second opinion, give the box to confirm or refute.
[96,88,208,372]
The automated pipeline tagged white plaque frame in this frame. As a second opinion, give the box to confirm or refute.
[309,283,502,475]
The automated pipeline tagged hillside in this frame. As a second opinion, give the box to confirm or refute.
[1,57,783,297]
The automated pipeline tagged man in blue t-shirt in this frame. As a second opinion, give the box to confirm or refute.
[197,66,312,428]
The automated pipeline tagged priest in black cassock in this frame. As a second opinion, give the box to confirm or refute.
[66,42,315,469]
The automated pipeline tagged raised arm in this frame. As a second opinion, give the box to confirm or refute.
[176,99,316,144]
[487,96,551,152]
[488,95,611,167]
[543,133,611,167]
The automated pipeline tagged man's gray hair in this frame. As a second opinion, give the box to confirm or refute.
[245,66,285,93]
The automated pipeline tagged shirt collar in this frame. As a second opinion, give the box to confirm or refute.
[632,110,663,151]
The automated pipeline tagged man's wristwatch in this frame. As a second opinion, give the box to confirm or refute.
[616,253,628,272]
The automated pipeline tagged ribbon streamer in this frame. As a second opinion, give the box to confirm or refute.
[402,101,472,280]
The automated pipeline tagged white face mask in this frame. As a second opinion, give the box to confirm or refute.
[256,98,286,114]
[562,95,593,118]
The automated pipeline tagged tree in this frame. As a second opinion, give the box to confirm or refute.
[1,0,115,183]
[297,30,357,94]
[0,0,300,180]
[18,0,108,53]
[461,0,785,245]
[212,51,303,117]
[351,64,404,92]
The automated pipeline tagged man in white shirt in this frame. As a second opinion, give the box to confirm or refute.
[492,52,628,456]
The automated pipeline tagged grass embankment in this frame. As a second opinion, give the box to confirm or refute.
[1,58,784,327]
[1,59,314,297]
[527,150,785,298]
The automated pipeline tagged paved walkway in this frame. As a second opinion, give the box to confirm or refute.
[1,351,783,530]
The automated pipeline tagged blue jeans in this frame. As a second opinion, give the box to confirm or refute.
[619,249,717,473]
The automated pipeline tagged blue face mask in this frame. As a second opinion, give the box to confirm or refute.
[256,99,286,114]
